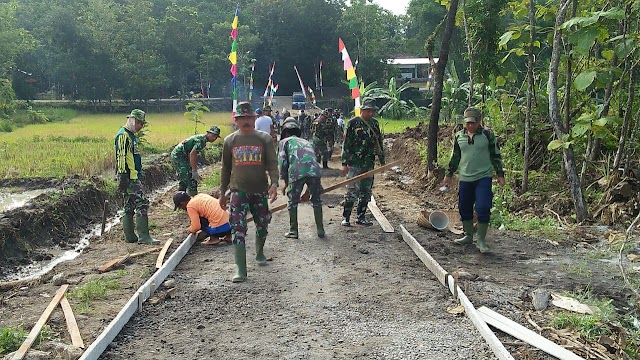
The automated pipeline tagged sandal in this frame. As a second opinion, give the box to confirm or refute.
[201,237,222,245]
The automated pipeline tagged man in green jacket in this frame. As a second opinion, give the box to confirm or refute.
[114,109,160,245]
[442,107,505,253]
[171,126,221,196]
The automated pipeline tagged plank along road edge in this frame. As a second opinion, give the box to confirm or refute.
[399,225,515,360]
[78,234,196,360]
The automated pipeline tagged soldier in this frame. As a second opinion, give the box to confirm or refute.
[297,109,310,139]
[114,109,160,245]
[311,112,332,169]
[219,101,279,283]
[171,126,221,196]
[325,108,338,150]
[278,117,325,239]
[341,99,385,226]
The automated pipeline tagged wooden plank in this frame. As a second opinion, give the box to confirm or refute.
[79,234,197,360]
[478,306,585,360]
[60,296,84,348]
[368,195,394,232]
[12,285,69,360]
[155,238,174,269]
[400,225,447,286]
[98,247,161,273]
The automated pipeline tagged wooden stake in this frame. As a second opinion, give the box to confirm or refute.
[367,195,394,232]
[98,247,162,273]
[101,200,108,236]
[60,296,84,348]
[12,285,69,360]
[155,238,174,269]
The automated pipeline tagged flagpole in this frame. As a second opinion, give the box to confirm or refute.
[293,66,307,98]
[228,4,240,117]
[338,38,361,116]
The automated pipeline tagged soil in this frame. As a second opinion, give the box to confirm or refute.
[0,127,635,359]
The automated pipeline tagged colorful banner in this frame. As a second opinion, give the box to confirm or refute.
[319,60,324,97]
[307,86,316,105]
[263,62,275,107]
[338,38,360,116]
[293,66,306,98]
[269,83,278,106]
[228,4,239,116]
[249,61,255,101]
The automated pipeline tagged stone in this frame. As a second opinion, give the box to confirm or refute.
[51,273,67,286]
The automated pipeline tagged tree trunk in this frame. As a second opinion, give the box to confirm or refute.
[426,0,459,173]
[624,108,640,177]
[462,0,474,106]
[522,0,536,194]
[548,0,589,222]
[614,65,635,171]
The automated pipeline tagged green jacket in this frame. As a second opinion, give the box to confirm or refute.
[446,127,504,182]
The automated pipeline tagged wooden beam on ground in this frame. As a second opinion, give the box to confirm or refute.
[368,195,394,232]
[400,225,448,286]
[79,234,197,360]
[12,285,69,360]
[478,306,585,360]
[155,238,174,269]
[60,296,84,348]
[248,160,401,222]
[98,247,162,273]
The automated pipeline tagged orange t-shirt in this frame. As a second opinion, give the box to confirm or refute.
[186,194,230,233]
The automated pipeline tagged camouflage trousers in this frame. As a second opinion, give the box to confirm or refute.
[119,178,149,216]
[287,176,323,210]
[171,153,197,193]
[229,190,271,244]
[312,138,331,163]
[344,166,374,205]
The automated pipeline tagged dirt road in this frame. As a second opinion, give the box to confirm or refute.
[100,167,493,360]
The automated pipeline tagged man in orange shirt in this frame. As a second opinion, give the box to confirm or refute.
[173,191,231,245]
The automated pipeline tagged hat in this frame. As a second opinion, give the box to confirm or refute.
[360,98,378,110]
[464,107,481,123]
[263,105,272,111]
[172,191,191,211]
[255,108,263,115]
[282,117,300,130]
[128,109,146,123]
[234,102,256,118]
[206,126,221,135]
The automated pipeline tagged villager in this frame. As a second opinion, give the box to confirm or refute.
[173,191,231,245]
[171,126,221,196]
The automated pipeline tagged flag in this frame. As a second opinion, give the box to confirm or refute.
[293,66,306,98]
[319,60,324,97]
[228,4,239,117]
[249,61,255,101]
[338,38,361,116]
[307,86,316,105]
[263,62,275,107]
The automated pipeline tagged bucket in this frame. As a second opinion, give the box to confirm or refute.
[416,210,449,231]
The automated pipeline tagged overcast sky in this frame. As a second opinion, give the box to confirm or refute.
[372,0,410,15]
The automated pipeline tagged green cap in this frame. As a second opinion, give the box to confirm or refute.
[361,98,378,110]
[464,107,481,123]
[128,109,146,123]
[234,102,256,118]
[207,125,221,135]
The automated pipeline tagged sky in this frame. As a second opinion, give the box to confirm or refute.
[372,0,410,15]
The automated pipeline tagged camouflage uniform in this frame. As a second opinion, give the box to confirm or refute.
[341,110,385,225]
[311,115,333,167]
[228,190,271,244]
[115,127,149,216]
[278,136,323,210]
[171,134,207,194]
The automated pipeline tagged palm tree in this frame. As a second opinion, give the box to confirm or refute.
[365,77,414,120]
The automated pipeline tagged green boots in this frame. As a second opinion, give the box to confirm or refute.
[255,237,267,265]
[285,209,299,239]
[314,207,325,238]
[136,214,160,245]
[232,243,247,283]
[476,223,490,253]
[122,215,138,243]
[454,220,491,253]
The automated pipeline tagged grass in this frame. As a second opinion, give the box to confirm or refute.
[378,118,421,134]
[67,270,126,313]
[0,112,234,178]
[0,324,53,355]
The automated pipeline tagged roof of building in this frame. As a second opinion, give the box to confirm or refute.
[387,58,439,65]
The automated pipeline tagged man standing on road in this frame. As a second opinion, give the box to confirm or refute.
[341,99,385,227]
[171,126,221,196]
[173,191,231,245]
[311,111,333,169]
[442,107,505,253]
[278,117,325,239]
[114,109,160,245]
[219,101,279,283]
[336,111,345,145]
[255,105,278,146]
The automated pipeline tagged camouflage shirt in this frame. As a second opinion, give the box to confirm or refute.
[278,136,321,182]
[341,116,385,168]
[312,117,334,141]
[171,135,207,157]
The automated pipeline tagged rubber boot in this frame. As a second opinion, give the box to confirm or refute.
[122,214,138,243]
[285,209,298,239]
[322,158,329,169]
[186,187,198,196]
[255,237,268,265]
[476,222,490,253]
[314,207,325,238]
[136,214,160,245]
[341,202,354,226]
[232,243,247,283]
[355,202,373,226]
[454,220,474,245]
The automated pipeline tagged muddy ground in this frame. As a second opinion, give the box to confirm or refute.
[0,127,636,359]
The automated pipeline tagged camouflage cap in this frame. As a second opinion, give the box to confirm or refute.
[464,107,481,123]
[262,105,272,111]
[128,109,146,123]
[234,102,256,118]
[282,117,300,130]
[360,98,378,110]
[206,125,221,135]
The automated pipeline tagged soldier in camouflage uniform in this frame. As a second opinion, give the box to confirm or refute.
[171,126,221,196]
[325,108,338,150]
[341,98,385,226]
[219,101,279,283]
[278,117,325,239]
[114,109,160,245]
[311,112,333,169]
[297,109,311,140]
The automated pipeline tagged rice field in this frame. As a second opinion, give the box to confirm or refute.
[0,112,235,178]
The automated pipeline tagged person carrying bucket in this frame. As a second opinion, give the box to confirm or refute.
[441,107,505,253]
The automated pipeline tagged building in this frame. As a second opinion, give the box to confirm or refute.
[387,58,439,91]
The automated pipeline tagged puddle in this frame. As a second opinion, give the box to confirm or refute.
[1,183,176,282]
[0,189,55,213]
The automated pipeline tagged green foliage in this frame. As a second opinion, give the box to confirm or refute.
[183,101,210,135]
[0,78,16,115]
[366,78,416,120]
[0,324,53,355]
[68,274,122,313]
[551,293,616,342]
